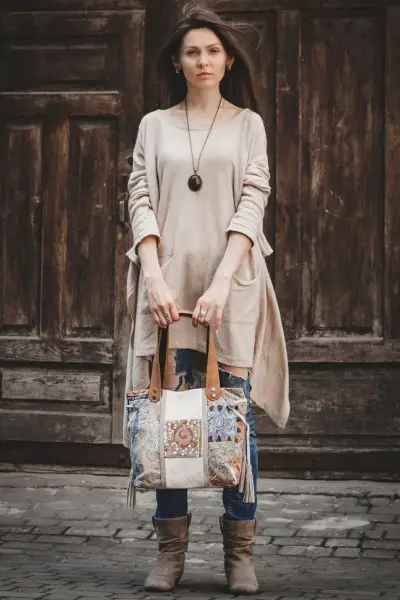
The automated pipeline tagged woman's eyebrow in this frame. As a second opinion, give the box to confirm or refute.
[183,43,223,50]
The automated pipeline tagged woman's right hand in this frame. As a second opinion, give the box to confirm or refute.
[136,236,180,328]
[145,272,180,328]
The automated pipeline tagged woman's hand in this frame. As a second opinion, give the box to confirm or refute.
[193,232,252,334]
[192,274,231,334]
[145,273,180,329]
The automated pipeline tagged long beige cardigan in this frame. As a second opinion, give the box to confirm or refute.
[122,110,290,449]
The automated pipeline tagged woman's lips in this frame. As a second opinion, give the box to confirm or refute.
[198,73,213,78]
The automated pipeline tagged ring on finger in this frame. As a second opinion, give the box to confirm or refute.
[199,310,206,318]
[164,312,171,322]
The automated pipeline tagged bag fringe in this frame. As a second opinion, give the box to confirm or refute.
[234,407,255,504]
[126,471,136,509]
[243,461,255,503]
[238,449,246,494]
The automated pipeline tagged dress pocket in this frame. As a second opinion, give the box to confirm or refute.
[224,248,261,325]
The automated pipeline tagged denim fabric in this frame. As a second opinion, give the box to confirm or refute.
[155,349,258,521]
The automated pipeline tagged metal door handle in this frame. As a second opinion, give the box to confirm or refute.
[118,194,129,227]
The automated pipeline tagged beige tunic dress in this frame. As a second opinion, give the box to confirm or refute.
[122,108,290,448]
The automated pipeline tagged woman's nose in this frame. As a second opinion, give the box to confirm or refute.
[198,53,210,67]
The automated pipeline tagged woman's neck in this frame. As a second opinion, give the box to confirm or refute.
[184,86,222,112]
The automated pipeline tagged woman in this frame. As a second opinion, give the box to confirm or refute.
[123,3,290,595]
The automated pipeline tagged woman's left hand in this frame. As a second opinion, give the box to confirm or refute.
[192,274,232,334]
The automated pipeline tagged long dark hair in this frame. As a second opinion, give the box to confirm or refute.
[157,2,260,113]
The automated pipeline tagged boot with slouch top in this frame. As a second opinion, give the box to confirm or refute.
[144,514,191,592]
[219,514,259,594]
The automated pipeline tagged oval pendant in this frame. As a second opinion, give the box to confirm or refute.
[188,174,202,192]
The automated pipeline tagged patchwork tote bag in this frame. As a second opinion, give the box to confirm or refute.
[125,310,255,508]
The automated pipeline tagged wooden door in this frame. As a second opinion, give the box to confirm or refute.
[0,3,144,444]
[1,0,399,475]
[163,0,400,474]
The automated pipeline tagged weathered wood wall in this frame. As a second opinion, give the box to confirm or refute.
[1,0,399,475]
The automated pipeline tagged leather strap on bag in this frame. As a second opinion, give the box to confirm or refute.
[149,310,221,402]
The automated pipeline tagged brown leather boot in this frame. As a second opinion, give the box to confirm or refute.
[219,514,259,595]
[144,514,191,592]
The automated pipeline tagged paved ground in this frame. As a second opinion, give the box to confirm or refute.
[0,471,399,600]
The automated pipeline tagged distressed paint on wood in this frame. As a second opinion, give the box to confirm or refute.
[275,10,301,338]
[0,9,143,445]
[0,339,114,363]
[112,11,146,444]
[301,11,384,337]
[66,119,117,338]
[41,115,69,337]
[0,1,399,473]
[7,43,120,91]
[0,93,121,117]
[0,122,42,334]
[0,411,112,443]
[252,366,400,435]
[385,7,400,339]
[1,367,111,406]
[0,1,144,10]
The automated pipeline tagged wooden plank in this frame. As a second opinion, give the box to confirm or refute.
[0,338,114,363]
[0,1,144,10]
[144,0,170,112]
[41,115,69,337]
[65,118,117,338]
[258,447,400,475]
[0,411,112,443]
[6,42,119,91]
[187,0,400,9]
[1,442,399,480]
[275,10,301,339]
[2,337,397,364]
[250,14,277,280]
[253,366,400,435]
[0,121,42,335]
[385,8,400,339]
[0,11,143,36]
[1,367,111,406]
[301,11,384,336]
[112,10,145,443]
[256,434,400,448]
[287,338,400,362]
[0,93,121,117]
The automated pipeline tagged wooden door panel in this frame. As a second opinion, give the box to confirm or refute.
[385,7,400,340]
[301,12,384,337]
[66,118,117,338]
[0,9,144,444]
[0,121,42,336]
[253,365,400,435]
[5,42,120,91]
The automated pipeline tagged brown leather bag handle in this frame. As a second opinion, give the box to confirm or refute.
[149,310,221,402]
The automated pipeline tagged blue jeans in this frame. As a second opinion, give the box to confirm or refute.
[155,349,258,521]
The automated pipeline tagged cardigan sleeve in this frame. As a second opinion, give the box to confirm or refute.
[226,115,271,245]
[127,119,160,254]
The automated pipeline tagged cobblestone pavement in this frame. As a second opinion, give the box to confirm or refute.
[0,472,399,600]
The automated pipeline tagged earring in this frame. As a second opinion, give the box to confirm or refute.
[176,67,180,74]
[227,64,232,71]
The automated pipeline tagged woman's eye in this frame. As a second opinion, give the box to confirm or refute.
[210,48,220,53]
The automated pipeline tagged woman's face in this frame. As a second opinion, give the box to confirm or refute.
[175,27,232,89]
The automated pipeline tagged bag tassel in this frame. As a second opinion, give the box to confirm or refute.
[243,460,255,504]
[235,409,255,504]
[126,471,136,509]
[238,449,246,494]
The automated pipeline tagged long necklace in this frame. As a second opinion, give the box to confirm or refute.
[185,96,223,192]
